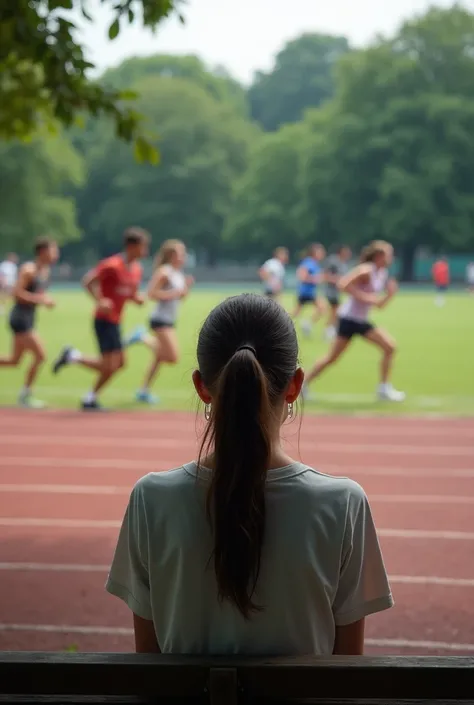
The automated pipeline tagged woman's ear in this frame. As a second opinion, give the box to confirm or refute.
[192,370,212,404]
[285,367,305,403]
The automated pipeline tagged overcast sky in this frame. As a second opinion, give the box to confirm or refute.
[79,0,471,84]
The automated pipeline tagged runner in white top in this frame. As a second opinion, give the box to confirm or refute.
[466,261,474,293]
[304,241,405,402]
[0,252,19,314]
[259,247,288,298]
[106,293,393,654]
[124,239,194,405]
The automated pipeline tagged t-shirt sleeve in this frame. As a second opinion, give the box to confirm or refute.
[105,482,153,620]
[333,484,394,626]
[94,258,117,281]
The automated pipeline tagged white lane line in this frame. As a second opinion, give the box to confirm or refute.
[390,575,474,587]
[1,434,473,456]
[2,484,474,506]
[0,623,133,635]
[1,417,472,440]
[0,518,121,528]
[366,638,474,652]
[1,518,474,539]
[0,562,110,572]
[0,623,473,651]
[379,528,474,540]
[1,563,473,587]
[0,484,130,495]
[2,456,474,478]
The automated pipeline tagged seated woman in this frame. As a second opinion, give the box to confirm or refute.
[106,293,393,655]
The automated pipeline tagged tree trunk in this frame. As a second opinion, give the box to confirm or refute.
[401,242,416,282]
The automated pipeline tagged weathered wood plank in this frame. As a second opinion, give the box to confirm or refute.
[1,653,473,702]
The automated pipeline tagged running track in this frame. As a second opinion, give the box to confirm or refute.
[0,409,473,655]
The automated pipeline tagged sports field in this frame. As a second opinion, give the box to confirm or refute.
[0,288,473,415]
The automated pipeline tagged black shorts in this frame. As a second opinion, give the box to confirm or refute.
[436,284,448,292]
[337,317,374,339]
[149,318,175,331]
[298,294,316,306]
[9,306,35,334]
[94,319,122,354]
[327,294,340,308]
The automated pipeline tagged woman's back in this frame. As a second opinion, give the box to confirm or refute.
[106,293,393,654]
[107,461,392,655]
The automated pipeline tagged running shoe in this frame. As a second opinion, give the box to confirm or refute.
[136,390,159,405]
[81,399,106,412]
[52,345,72,375]
[377,384,406,402]
[19,395,46,409]
[124,326,146,347]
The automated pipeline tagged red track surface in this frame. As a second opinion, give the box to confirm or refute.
[1,409,473,655]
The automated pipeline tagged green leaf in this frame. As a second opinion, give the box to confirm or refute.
[108,19,120,40]
[133,136,159,165]
[118,89,138,100]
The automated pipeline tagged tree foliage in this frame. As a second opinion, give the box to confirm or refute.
[0,134,84,252]
[248,34,350,131]
[75,76,257,262]
[0,0,182,156]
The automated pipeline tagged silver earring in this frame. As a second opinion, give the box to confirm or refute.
[204,403,212,421]
[287,403,294,419]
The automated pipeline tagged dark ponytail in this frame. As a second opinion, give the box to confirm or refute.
[197,294,298,619]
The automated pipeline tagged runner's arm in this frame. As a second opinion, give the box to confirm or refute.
[338,264,382,305]
[147,267,183,301]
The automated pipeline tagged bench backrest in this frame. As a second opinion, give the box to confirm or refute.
[1,652,474,704]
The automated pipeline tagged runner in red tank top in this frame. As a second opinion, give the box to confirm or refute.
[52,227,149,410]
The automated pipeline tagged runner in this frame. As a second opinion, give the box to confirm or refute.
[0,253,19,315]
[293,243,326,337]
[324,245,352,340]
[0,238,58,408]
[124,239,194,404]
[52,227,149,411]
[466,261,474,294]
[259,247,288,298]
[303,241,405,403]
[432,256,450,307]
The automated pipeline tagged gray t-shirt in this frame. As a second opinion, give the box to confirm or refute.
[325,256,348,298]
[106,462,393,655]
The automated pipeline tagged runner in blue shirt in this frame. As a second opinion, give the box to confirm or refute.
[293,243,326,337]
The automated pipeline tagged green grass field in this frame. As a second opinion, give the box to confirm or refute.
[1,289,473,415]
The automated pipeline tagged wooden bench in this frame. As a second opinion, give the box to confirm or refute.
[1,652,473,704]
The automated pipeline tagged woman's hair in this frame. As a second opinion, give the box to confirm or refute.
[154,239,184,269]
[197,294,298,619]
[360,240,391,263]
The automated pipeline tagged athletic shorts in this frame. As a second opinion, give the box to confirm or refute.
[94,319,122,354]
[436,284,448,292]
[9,306,35,334]
[326,294,340,307]
[337,317,374,339]
[149,318,175,330]
[297,294,316,306]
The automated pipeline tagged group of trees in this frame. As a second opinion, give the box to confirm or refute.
[2,3,474,277]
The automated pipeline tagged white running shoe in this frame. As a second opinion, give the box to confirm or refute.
[377,384,406,402]
[325,326,336,341]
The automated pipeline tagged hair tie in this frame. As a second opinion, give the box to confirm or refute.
[236,344,257,356]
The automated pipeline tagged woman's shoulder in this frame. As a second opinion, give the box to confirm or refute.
[303,466,367,504]
[132,465,194,499]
